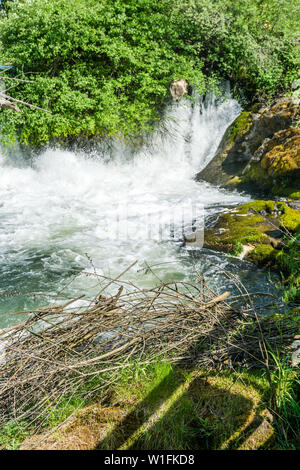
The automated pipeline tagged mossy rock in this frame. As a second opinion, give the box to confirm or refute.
[249,244,280,267]
[196,96,299,195]
[241,128,300,197]
[204,200,300,268]
[204,210,268,252]
[229,111,253,142]
[277,202,300,232]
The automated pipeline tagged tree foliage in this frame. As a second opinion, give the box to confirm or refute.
[0,0,298,146]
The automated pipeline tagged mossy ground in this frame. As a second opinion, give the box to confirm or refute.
[3,358,298,451]
[1,363,277,450]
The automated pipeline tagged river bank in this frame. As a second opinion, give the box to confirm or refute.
[0,269,299,451]
[0,0,299,453]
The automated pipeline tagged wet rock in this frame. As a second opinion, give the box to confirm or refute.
[288,200,300,211]
[291,338,300,368]
[196,96,299,198]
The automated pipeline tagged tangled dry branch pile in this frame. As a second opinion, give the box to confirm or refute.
[0,268,296,433]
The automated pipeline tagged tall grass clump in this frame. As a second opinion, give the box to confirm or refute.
[269,351,300,449]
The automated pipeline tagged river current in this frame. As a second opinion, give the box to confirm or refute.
[0,93,281,328]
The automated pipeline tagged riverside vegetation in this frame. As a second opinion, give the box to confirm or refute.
[0,0,299,146]
[0,0,299,451]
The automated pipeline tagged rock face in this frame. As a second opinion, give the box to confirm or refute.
[196,96,300,197]
[242,128,300,197]
[170,79,189,100]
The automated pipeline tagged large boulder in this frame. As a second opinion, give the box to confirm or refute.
[196,96,300,197]
[241,128,300,198]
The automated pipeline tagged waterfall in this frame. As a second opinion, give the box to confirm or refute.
[0,94,255,325]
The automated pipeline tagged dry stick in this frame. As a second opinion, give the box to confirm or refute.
[206,291,230,305]
[3,345,85,378]
[97,260,138,295]
[0,76,34,83]
[1,82,22,94]
[2,93,51,113]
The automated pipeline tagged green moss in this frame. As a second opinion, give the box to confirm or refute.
[229,111,252,142]
[237,201,300,234]
[249,244,279,266]
[224,176,242,188]
[232,241,244,256]
[288,191,300,200]
[237,200,276,214]
[205,209,269,252]
[276,203,300,232]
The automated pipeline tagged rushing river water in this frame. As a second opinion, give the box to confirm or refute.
[0,92,282,328]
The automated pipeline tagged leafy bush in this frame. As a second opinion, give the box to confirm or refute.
[0,0,298,145]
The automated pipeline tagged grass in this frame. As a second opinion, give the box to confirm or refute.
[232,241,244,257]
[268,351,300,449]
[1,355,298,450]
[278,234,300,303]
[0,420,29,450]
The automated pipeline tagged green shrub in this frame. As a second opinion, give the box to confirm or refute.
[0,0,298,145]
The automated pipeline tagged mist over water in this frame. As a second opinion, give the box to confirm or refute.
[0,94,280,327]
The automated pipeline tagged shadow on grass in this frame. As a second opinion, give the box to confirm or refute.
[95,364,273,450]
[93,227,297,450]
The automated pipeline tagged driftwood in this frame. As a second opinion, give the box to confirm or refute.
[2,93,51,113]
[0,266,296,435]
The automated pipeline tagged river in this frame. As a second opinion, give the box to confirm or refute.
[0,92,281,328]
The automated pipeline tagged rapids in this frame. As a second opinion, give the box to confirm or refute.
[0,93,281,327]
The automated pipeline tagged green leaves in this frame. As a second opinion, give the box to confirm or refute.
[0,0,298,146]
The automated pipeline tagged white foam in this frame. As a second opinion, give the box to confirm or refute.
[0,94,250,307]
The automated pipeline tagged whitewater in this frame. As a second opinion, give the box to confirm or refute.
[0,93,279,327]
